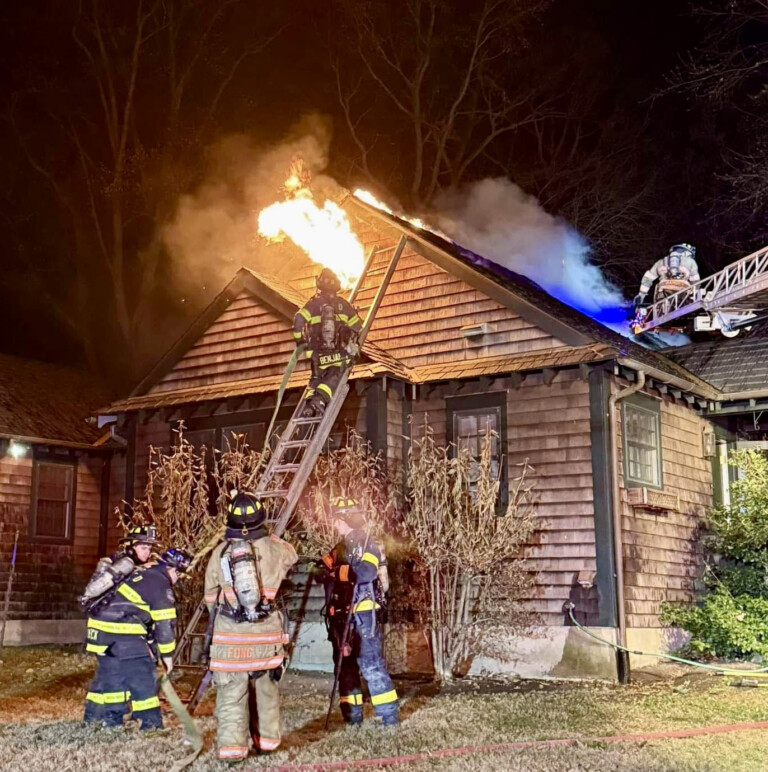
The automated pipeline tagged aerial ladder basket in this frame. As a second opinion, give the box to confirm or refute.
[634,244,768,337]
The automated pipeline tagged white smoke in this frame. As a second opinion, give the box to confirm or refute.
[161,114,339,300]
[430,178,628,322]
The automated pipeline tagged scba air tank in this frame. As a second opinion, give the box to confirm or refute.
[229,541,261,620]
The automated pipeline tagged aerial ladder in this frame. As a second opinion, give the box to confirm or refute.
[175,236,406,697]
[633,244,768,337]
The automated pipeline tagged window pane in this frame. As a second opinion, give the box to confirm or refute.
[34,462,73,539]
[624,404,660,486]
[453,408,502,486]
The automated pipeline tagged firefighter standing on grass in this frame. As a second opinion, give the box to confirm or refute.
[81,525,157,725]
[293,268,362,417]
[83,547,192,730]
[204,492,298,761]
[322,497,399,727]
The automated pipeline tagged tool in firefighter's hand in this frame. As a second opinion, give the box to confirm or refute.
[187,595,219,716]
[0,527,19,649]
[324,527,372,731]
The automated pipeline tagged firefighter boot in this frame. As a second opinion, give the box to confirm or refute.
[250,671,282,752]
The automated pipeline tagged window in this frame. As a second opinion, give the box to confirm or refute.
[446,393,507,506]
[31,460,75,541]
[219,423,265,452]
[622,400,662,488]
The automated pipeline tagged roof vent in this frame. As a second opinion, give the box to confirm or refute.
[460,323,490,339]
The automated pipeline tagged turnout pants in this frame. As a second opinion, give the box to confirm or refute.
[84,652,161,729]
[213,670,282,759]
[331,611,399,725]
[306,357,346,411]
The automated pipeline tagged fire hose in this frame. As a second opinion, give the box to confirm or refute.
[566,602,768,676]
[158,672,203,772]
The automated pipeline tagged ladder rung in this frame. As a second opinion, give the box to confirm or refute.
[292,416,323,425]
[253,490,289,498]
[272,464,301,473]
[279,440,310,449]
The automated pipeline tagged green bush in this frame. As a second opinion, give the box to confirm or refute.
[661,449,768,659]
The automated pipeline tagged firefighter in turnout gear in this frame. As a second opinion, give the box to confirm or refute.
[81,525,158,725]
[634,243,701,309]
[293,267,362,417]
[83,547,192,730]
[322,498,399,727]
[204,491,298,760]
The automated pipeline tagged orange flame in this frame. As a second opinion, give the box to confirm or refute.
[258,159,364,288]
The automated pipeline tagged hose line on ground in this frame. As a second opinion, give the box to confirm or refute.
[566,603,768,675]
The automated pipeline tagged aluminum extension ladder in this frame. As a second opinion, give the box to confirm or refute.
[633,243,768,335]
[258,235,406,538]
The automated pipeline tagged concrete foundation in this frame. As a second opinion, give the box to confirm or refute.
[2,619,85,646]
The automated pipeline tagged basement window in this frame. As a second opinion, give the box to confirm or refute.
[30,460,76,542]
[622,398,662,489]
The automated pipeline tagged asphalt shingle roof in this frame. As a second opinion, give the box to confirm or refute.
[0,353,110,446]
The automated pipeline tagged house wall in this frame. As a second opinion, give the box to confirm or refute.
[0,448,125,644]
[614,380,711,663]
[408,369,597,626]
[287,237,566,369]
[151,293,302,394]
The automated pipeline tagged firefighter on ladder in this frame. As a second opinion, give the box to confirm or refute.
[204,492,298,761]
[293,267,362,417]
[83,547,192,730]
[634,243,701,310]
[322,497,399,727]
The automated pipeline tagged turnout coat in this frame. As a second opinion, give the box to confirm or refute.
[204,534,297,672]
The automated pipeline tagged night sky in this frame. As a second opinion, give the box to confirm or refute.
[0,0,761,389]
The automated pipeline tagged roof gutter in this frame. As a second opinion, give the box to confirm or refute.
[0,432,102,451]
[616,357,717,401]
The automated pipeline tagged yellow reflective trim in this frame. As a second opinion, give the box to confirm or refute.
[117,583,149,610]
[362,552,379,567]
[308,315,321,324]
[86,691,104,704]
[336,313,350,323]
[371,689,398,705]
[85,643,108,654]
[340,693,363,705]
[131,696,160,712]
[292,331,302,339]
[305,350,313,359]
[87,618,146,635]
[353,599,380,612]
[317,383,333,397]
[298,307,311,322]
[103,691,128,704]
[347,315,360,326]
[157,640,176,654]
[150,607,176,621]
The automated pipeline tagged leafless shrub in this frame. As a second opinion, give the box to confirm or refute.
[120,425,264,630]
[293,428,402,556]
[405,419,537,679]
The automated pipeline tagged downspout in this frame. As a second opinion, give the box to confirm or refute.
[608,368,645,683]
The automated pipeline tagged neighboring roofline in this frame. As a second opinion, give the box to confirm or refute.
[0,431,110,451]
[712,388,768,402]
[348,196,593,348]
[615,357,718,400]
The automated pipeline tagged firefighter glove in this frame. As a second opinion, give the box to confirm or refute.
[162,656,173,674]
[633,293,646,310]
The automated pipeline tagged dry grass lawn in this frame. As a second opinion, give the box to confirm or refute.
[1,646,768,771]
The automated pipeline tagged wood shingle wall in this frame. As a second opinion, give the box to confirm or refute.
[616,388,710,628]
[408,370,597,626]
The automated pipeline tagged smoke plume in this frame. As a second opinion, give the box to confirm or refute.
[161,114,339,300]
[430,178,630,331]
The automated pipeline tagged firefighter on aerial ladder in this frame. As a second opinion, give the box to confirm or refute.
[293,268,362,417]
[634,243,701,310]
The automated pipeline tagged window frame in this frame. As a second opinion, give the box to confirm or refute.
[446,391,508,509]
[29,458,77,543]
[621,394,663,490]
